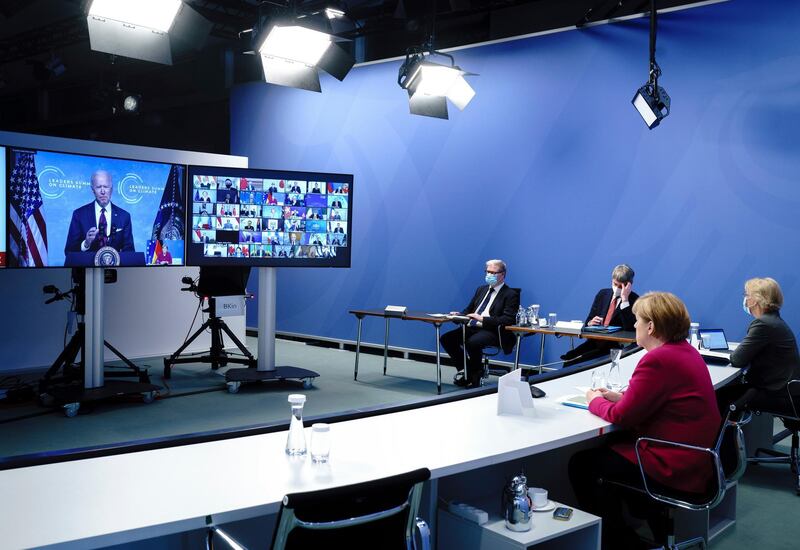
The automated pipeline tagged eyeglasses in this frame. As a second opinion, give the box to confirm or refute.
[486,270,505,275]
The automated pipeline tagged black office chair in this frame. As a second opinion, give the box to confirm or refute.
[747,379,800,495]
[479,289,522,385]
[206,467,431,550]
[601,410,749,549]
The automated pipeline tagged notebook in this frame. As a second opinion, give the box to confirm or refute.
[559,394,589,410]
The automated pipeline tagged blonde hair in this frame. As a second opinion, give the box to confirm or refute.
[745,278,783,313]
[632,291,690,343]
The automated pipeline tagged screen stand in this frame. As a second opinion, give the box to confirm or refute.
[224,267,319,394]
[38,268,160,417]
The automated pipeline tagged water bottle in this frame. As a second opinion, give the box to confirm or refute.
[516,306,525,327]
[527,305,540,327]
[689,322,701,349]
[286,394,307,456]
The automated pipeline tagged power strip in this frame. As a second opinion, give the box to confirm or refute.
[447,501,489,525]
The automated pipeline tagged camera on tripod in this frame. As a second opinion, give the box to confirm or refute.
[163,267,256,379]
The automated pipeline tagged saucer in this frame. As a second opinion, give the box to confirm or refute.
[531,500,556,512]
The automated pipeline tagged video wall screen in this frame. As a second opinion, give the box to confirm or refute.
[5,147,186,268]
[0,146,5,268]
[187,166,353,267]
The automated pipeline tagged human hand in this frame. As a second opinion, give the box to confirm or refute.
[620,282,632,302]
[586,389,604,403]
[588,316,603,326]
[85,227,98,246]
[596,388,623,402]
[467,313,483,322]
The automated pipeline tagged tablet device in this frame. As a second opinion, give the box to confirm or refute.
[699,328,730,351]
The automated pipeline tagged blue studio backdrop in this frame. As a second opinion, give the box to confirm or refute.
[231,0,800,365]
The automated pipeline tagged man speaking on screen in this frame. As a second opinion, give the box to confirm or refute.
[64,169,135,255]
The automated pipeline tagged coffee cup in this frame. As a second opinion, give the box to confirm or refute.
[528,487,548,508]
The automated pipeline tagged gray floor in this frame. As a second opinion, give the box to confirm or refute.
[711,440,800,549]
[0,337,468,458]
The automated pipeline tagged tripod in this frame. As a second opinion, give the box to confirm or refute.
[39,269,158,417]
[163,280,256,379]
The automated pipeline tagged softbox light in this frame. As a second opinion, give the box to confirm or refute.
[258,24,354,92]
[399,56,476,119]
[87,0,210,65]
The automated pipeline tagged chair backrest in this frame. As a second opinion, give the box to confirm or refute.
[493,288,522,355]
[634,411,748,511]
[270,467,431,550]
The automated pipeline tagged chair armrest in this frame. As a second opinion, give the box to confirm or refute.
[206,525,247,550]
[788,380,800,419]
[412,517,431,550]
[633,436,725,510]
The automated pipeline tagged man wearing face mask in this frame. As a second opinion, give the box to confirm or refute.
[440,259,521,388]
[561,264,639,367]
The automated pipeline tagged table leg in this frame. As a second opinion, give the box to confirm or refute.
[514,333,522,371]
[383,317,390,375]
[539,333,546,375]
[354,317,363,381]
[436,323,442,394]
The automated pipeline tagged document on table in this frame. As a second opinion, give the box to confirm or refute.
[559,394,589,410]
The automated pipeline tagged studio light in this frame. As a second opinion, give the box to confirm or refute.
[86,0,211,65]
[256,18,354,92]
[632,81,670,129]
[398,48,476,119]
[632,0,670,129]
[122,94,141,114]
[88,0,182,33]
[324,8,345,20]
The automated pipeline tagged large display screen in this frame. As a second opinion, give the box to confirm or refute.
[5,147,186,268]
[0,146,5,268]
[186,166,353,267]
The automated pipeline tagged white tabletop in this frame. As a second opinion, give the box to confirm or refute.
[0,350,739,549]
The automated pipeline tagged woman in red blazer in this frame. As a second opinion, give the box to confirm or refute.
[569,292,721,549]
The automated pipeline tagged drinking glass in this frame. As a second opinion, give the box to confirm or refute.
[310,423,331,463]
[591,370,606,390]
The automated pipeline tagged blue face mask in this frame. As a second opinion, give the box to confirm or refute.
[742,296,751,316]
[485,273,498,286]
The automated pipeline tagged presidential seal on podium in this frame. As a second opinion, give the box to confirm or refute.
[94,246,121,266]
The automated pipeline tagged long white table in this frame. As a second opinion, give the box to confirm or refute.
[1,350,739,549]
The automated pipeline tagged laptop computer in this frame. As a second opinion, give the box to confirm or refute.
[699,328,732,353]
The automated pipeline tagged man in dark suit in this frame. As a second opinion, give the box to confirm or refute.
[64,170,135,256]
[440,259,521,388]
[561,264,639,367]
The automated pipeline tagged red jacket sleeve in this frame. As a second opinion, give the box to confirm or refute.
[588,353,668,428]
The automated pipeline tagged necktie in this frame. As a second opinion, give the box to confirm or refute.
[98,207,108,248]
[469,288,495,327]
[603,295,618,326]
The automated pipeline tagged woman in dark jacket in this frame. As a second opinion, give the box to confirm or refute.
[719,277,800,412]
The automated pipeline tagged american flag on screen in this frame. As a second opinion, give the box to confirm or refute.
[8,151,48,267]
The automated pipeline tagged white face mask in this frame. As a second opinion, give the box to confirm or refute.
[612,285,622,298]
[742,296,751,316]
